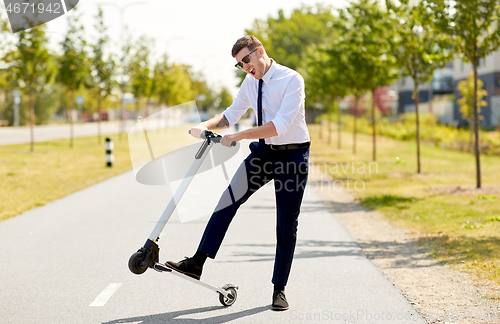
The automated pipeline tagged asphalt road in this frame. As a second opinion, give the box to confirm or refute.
[0,139,426,324]
[0,119,180,146]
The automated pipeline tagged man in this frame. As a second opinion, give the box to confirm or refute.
[166,35,310,311]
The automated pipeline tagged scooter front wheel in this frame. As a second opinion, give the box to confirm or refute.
[128,251,148,275]
[219,286,237,306]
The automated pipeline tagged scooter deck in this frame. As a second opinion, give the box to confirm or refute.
[153,262,236,299]
[153,262,172,272]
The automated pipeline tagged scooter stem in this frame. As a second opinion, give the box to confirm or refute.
[147,138,214,242]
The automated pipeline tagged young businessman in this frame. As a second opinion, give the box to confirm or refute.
[166,35,310,311]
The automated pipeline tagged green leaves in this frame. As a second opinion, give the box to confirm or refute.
[129,36,153,104]
[57,6,88,95]
[428,0,500,64]
[388,0,451,88]
[11,24,54,93]
[321,0,400,99]
[245,4,336,88]
[89,7,115,101]
[457,73,487,121]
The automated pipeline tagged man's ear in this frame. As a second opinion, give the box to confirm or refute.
[258,47,264,58]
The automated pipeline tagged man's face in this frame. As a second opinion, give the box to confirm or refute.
[235,47,264,80]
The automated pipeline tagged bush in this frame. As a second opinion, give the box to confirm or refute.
[322,112,500,155]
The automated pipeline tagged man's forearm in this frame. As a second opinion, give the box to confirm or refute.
[201,113,230,130]
[239,122,278,140]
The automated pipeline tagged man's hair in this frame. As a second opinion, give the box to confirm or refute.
[232,35,263,58]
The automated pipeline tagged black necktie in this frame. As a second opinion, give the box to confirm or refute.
[257,79,264,145]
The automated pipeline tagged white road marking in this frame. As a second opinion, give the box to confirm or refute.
[89,283,122,307]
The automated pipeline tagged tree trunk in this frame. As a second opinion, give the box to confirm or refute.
[69,90,75,148]
[472,59,481,188]
[97,94,102,144]
[353,97,358,155]
[328,115,332,145]
[469,118,473,153]
[371,88,376,162]
[29,87,35,152]
[318,118,323,140]
[414,82,421,174]
[120,93,126,140]
[337,106,342,149]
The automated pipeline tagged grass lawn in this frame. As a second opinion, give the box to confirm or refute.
[309,124,500,288]
[0,126,192,222]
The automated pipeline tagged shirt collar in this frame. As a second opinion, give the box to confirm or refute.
[261,59,276,84]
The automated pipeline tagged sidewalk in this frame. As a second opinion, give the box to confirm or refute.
[0,120,151,145]
[0,139,425,323]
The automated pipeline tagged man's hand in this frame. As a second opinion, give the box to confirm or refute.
[221,133,244,147]
[190,124,208,139]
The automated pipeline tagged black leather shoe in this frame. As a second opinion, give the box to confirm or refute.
[165,257,202,280]
[272,290,289,311]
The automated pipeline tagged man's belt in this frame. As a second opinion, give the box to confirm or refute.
[266,142,310,151]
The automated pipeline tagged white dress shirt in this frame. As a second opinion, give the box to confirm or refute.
[223,59,311,145]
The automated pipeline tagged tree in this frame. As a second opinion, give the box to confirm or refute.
[6,24,53,151]
[57,7,88,148]
[90,7,115,143]
[304,35,348,148]
[117,28,133,139]
[386,0,451,173]
[216,86,233,111]
[0,12,13,117]
[457,73,487,151]
[247,4,336,72]
[428,0,500,188]
[244,3,337,98]
[166,64,193,106]
[129,36,153,118]
[324,0,398,155]
[152,55,193,107]
[343,0,399,161]
[323,28,365,154]
[191,72,214,114]
[152,54,171,107]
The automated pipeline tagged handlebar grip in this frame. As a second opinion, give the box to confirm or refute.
[188,129,236,146]
[209,137,237,147]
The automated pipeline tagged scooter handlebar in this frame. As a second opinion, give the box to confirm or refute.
[188,130,237,147]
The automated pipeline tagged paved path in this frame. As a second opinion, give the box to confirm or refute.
[0,121,132,145]
[0,139,426,323]
[0,119,180,146]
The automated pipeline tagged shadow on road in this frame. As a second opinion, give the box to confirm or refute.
[102,305,269,324]
[221,240,364,263]
[247,196,367,214]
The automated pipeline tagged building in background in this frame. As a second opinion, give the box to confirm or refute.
[394,49,500,128]
[453,51,500,128]
[394,62,455,124]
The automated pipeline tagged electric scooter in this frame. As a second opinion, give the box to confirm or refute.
[128,129,239,307]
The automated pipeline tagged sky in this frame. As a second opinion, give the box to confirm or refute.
[2,0,349,96]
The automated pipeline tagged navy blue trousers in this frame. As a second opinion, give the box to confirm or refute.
[198,141,309,287]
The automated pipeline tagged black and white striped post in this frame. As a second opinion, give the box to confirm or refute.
[105,137,114,167]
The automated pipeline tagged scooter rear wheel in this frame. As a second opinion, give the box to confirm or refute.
[128,251,148,275]
[219,287,237,306]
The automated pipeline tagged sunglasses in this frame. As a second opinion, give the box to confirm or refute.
[235,48,258,70]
